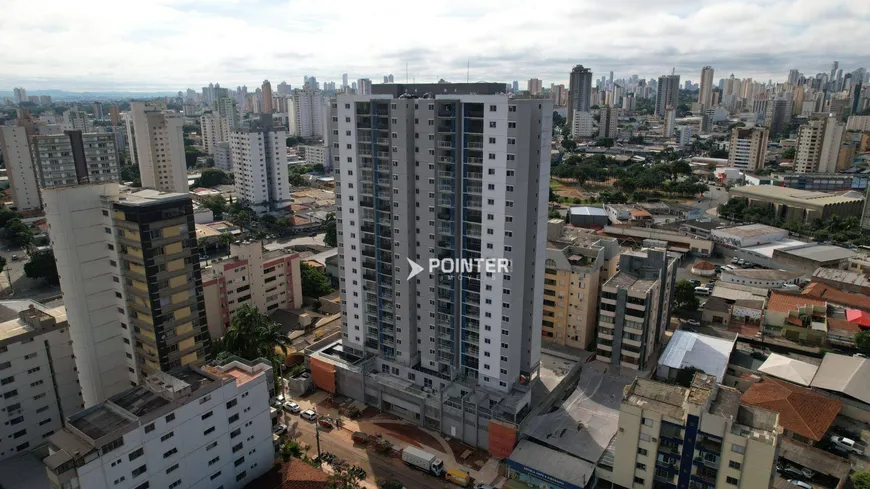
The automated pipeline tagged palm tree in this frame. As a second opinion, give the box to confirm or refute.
[220,304,291,392]
[218,231,234,256]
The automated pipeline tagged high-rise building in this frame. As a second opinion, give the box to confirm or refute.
[12,87,27,104]
[678,126,692,146]
[215,97,239,133]
[0,125,42,211]
[32,130,120,187]
[787,69,800,86]
[698,66,714,109]
[571,111,594,138]
[202,241,303,339]
[610,373,780,489]
[596,248,676,370]
[290,87,326,138]
[568,65,593,127]
[93,102,104,120]
[763,98,792,138]
[109,104,121,127]
[342,73,349,89]
[599,106,619,139]
[42,359,276,489]
[0,301,83,462]
[62,109,93,132]
[727,127,769,171]
[664,108,677,137]
[655,74,681,116]
[527,78,543,95]
[357,78,372,95]
[323,85,550,403]
[261,79,274,114]
[277,81,292,96]
[128,102,188,193]
[200,112,231,155]
[831,60,839,81]
[214,141,232,171]
[550,84,566,106]
[230,115,290,213]
[794,116,845,173]
[39,95,52,105]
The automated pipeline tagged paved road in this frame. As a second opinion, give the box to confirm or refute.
[0,243,61,301]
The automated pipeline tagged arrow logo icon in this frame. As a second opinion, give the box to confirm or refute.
[407,258,425,281]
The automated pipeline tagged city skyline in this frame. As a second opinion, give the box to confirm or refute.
[1,0,867,91]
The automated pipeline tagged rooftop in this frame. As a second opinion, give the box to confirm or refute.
[684,218,726,231]
[715,224,785,238]
[569,206,607,217]
[767,291,826,314]
[507,439,596,488]
[68,403,135,440]
[0,301,65,342]
[741,377,842,441]
[757,353,819,386]
[658,330,737,383]
[777,244,855,262]
[721,268,804,281]
[604,270,658,294]
[710,282,768,302]
[810,353,870,405]
[731,185,865,206]
[623,377,688,420]
[116,188,190,206]
[803,282,870,311]
[742,238,808,258]
[812,267,870,289]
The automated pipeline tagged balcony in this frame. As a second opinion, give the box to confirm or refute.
[466,157,483,164]
[465,141,483,149]
[437,140,454,149]
[465,184,482,195]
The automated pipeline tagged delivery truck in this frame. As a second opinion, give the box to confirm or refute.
[445,468,471,487]
[401,446,444,476]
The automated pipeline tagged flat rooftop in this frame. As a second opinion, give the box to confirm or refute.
[569,206,607,216]
[110,385,171,417]
[117,188,190,206]
[507,439,596,488]
[0,301,64,341]
[813,267,870,288]
[68,403,135,440]
[715,224,785,238]
[722,268,803,281]
[658,330,737,383]
[605,271,658,294]
[777,244,855,262]
[731,185,865,206]
[623,378,688,420]
[741,238,806,258]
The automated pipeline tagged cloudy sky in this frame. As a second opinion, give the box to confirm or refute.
[1,0,868,92]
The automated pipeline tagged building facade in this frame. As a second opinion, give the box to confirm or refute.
[62,110,93,133]
[794,117,846,173]
[230,115,290,213]
[571,111,594,139]
[699,66,714,109]
[32,131,120,187]
[764,99,792,137]
[290,88,326,139]
[42,360,275,489]
[214,142,232,172]
[656,74,681,116]
[0,125,42,211]
[129,102,188,193]
[598,106,619,139]
[727,127,769,171]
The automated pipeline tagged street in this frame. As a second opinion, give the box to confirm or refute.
[0,243,61,301]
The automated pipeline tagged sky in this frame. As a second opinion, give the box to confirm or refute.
[1,0,868,92]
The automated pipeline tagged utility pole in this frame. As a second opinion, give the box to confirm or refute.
[314,409,322,463]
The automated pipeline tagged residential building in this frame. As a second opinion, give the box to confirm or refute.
[62,110,93,133]
[699,66,714,109]
[230,115,290,213]
[727,127,769,171]
[110,105,121,127]
[200,112,230,156]
[597,248,677,370]
[128,102,188,193]
[93,103,104,120]
[794,117,845,173]
[610,373,780,489]
[261,80,273,114]
[0,125,42,211]
[32,130,120,187]
[290,87,326,139]
[527,78,542,95]
[550,84,566,106]
[543,234,619,349]
[215,97,239,134]
[297,144,329,168]
[214,142,232,172]
[201,241,303,339]
[655,74,680,116]
[729,185,864,224]
[598,106,619,139]
[357,78,372,96]
[0,301,83,462]
[664,108,676,137]
[742,377,840,445]
[763,99,792,137]
[678,126,691,147]
[42,359,275,489]
[846,115,870,132]
[12,87,27,104]
[571,111,594,138]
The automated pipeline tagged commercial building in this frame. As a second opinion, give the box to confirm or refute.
[42,359,275,489]
[201,241,303,339]
[128,102,188,193]
[230,114,291,213]
[729,185,864,223]
[568,65,593,127]
[719,268,802,289]
[611,373,780,489]
[656,330,736,383]
[0,125,42,211]
[655,74,680,116]
[794,117,845,173]
[0,301,83,462]
[699,66,714,109]
[598,106,618,139]
[772,243,856,273]
[727,127,769,171]
[568,205,608,228]
[711,224,788,248]
[597,248,677,370]
[32,130,120,187]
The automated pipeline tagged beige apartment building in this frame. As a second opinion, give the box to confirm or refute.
[543,230,619,349]
[604,373,780,489]
[727,127,768,171]
[202,241,303,339]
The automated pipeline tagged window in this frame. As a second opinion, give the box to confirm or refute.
[210,471,222,480]
[207,441,218,451]
[642,417,653,427]
[726,476,739,485]
[489,121,496,128]
[165,413,175,423]
[163,448,177,458]
[166,463,179,474]
[204,426,215,436]
[226,398,237,409]
[730,444,745,454]
[208,456,220,466]
[128,448,144,461]
[633,477,644,485]
[144,423,155,433]
[201,411,213,421]
[230,428,241,439]
[234,456,245,467]
[636,462,646,470]
[228,413,240,424]
[131,464,147,477]
[639,433,651,442]
[169,480,181,489]
[199,394,211,404]
[638,448,648,456]
[236,471,247,482]
[233,442,243,453]
[161,432,174,442]
[728,461,741,470]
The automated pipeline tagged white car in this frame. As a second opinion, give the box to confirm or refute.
[301,409,317,421]
[283,401,301,413]
[686,319,701,327]
[272,424,287,435]
[789,481,812,489]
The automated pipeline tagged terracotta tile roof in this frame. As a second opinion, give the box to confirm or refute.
[741,377,842,441]
[803,282,870,311]
[692,261,716,270]
[281,460,329,489]
[767,291,826,314]
[827,317,862,333]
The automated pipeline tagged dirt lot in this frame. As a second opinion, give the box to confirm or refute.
[445,436,490,471]
[359,421,444,454]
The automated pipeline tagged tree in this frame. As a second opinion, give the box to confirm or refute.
[120,163,141,186]
[279,441,303,462]
[185,147,204,168]
[0,255,6,276]
[853,471,870,489]
[674,280,699,311]
[289,173,307,187]
[561,138,577,153]
[323,213,337,247]
[199,195,227,219]
[24,250,59,285]
[5,218,33,248]
[855,330,870,353]
[628,135,644,144]
[380,481,404,489]
[781,147,796,159]
[301,263,334,298]
[285,136,299,147]
[590,104,600,110]
[218,231,234,256]
[709,149,729,159]
[220,303,290,373]
[196,168,230,188]
[0,207,20,227]
[594,138,614,148]
[328,461,363,489]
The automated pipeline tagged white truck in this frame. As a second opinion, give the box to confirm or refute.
[830,435,865,455]
[401,446,444,476]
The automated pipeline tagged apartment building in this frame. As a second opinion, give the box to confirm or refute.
[0,301,83,462]
[0,125,42,211]
[202,241,303,339]
[128,102,188,193]
[200,112,229,156]
[607,373,780,489]
[727,127,769,171]
[62,110,93,133]
[599,106,619,139]
[597,248,677,370]
[656,74,681,116]
[32,130,120,187]
[215,98,239,135]
[763,99,792,137]
[42,359,275,489]
[297,144,330,168]
[794,116,845,174]
[214,142,232,172]
[542,233,620,349]
[572,111,595,138]
[290,87,326,138]
[230,114,290,213]
[567,65,592,128]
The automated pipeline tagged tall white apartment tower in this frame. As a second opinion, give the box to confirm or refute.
[62,109,93,133]
[331,84,550,395]
[290,87,325,138]
[129,102,188,193]
[357,78,372,95]
[230,115,290,213]
[0,125,43,212]
[698,66,715,109]
[794,116,845,173]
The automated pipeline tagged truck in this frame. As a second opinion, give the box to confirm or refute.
[401,446,444,476]
[829,435,865,455]
[445,469,471,487]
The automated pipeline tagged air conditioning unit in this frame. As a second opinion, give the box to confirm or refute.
[652,437,658,443]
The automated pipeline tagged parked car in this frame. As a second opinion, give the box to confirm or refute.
[731,257,739,264]
[789,481,812,489]
[283,401,301,413]
[301,409,317,421]
[351,432,370,444]
[780,466,804,480]
[686,319,700,327]
[10,255,18,261]
[272,424,287,436]
[830,435,865,455]
[689,279,701,287]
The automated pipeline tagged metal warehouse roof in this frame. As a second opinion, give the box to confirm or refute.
[658,330,737,383]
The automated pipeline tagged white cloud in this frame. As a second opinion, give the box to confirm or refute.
[0,0,866,91]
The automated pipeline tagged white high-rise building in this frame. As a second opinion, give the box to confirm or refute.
[0,301,83,462]
[698,66,714,109]
[0,125,42,211]
[357,78,372,95]
[12,88,27,104]
[32,131,120,187]
[571,111,595,138]
[200,112,230,155]
[214,141,232,171]
[230,115,290,213]
[129,102,188,193]
[42,359,275,489]
[656,74,681,116]
[664,108,677,137]
[62,110,93,132]
[290,88,326,138]
[727,127,769,171]
[678,126,692,147]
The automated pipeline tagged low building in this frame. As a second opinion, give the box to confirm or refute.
[0,301,83,462]
[610,373,780,489]
[719,269,803,289]
[42,359,275,489]
[763,291,828,346]
[602,226,713,256]
[756,353,818,387]
[568,206,608,228]
[772,244,855,274]
[810,353,870,423]
[801,281,870,311]
[679,218,727,238]
[811,267,870,295]
[691,260,717,276]
[656,330,737,383]
[729,185,864,224]
[742,377,840,445]
[711,224,788,248]
[201,241,303,339]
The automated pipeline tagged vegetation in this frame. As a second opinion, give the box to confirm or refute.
[627,135,644,144]
[199,195,228,219]
[327,461,363,489]
[0,255,6,276]
[0,207,20,228]
[551,154,705,198]
[24,250,59,285]
[380,481,404,489]
[288,163,326,187]
[593,137,614,148]
[4,218,33,248]
[213,305,290,390]
[855,331,870,354]
[185,146,205,168]
[323,213,337,247]
[674,280,700,311]
[120,164,141,186]
[195,168,232,188]
[218,231,235,255]
[301,263,334,298]
[853,471,870,489]
[285,136,299,147]
[781,147,796,159]
[708,148,729,159]
[561,138,577,152]
[279,441,303,462]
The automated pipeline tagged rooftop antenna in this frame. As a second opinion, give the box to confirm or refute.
[467,60,470,83]
[672,67,676,75]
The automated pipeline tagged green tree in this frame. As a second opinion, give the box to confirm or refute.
[289,173,307,187]
[185,147,204,168]
[219,304,291,390]
[854,471,870,489]
[328,461,363,489]
[0,255,6,276]
[561,138,577,153]
[24,250,59,285]
[0,207,20,227]
[199,195,227,219]
[781,147,796,159]
[196,168,230,188]
[674,280,700,311]
[5,218,33,248]
[301,263,334,298]
[279,441,303,461]
[120,164,141,186]
[709,149,729,159]
[285,136,299,147]
[855,330,870,353]
[594,138,614,148]
[218,231,234,256]
[323,213,337,247]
